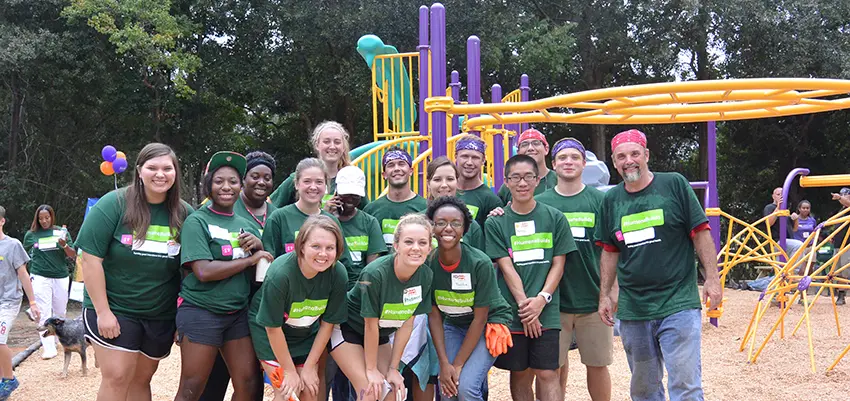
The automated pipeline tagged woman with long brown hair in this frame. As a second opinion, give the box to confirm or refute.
[77,143,192,401]
[22,204,76,359]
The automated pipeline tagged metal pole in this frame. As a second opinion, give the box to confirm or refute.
[430,3,447,158]
[492,84,504,190]
[450,70,460,137]
[707,121,721,254]
[467,36,481,137]
[517,74,530,153]
[780,168,810,256]
[417,6,429,152]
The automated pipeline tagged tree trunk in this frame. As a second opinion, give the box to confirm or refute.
[8,73,23,168]
[591,125,607,162]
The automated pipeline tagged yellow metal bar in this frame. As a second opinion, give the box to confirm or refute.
[799,174,850,188]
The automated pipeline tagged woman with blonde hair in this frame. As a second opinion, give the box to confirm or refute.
[270,121,368,210]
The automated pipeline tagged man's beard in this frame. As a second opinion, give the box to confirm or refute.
[624,169,641,183]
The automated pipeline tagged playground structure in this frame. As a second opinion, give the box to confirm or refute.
[347,2,850,371]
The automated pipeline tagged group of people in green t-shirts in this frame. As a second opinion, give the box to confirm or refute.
[56,123,721,401]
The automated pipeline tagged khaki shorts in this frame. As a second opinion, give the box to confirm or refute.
[558,312,614,368]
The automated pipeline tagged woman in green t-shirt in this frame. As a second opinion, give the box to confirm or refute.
[426,157,485,251]
[23,204,76,359]
[269,121,368,210]
[424,196,513,401]
[78,143,192,401]
[175,151,272,401]
[330,214,434,401]
[250,215,348,401]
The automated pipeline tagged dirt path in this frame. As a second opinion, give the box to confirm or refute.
[9,288,850,400]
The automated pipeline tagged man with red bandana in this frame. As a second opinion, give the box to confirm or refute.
[596,129,721,401]
[497,129,558,204]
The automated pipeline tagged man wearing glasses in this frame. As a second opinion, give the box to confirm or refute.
[485,154,577,401]
[497,128,558,204]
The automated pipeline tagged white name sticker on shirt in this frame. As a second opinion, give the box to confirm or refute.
[403,286,423,305]
[382,234,394,245]
[52,230,64,237]
[571,227,586,239]
[623,227,656,245]
[451,273,472,290]
[803,232,810,238]
[514,221,536,236]
[512,249,545,263]
[167,240,181,256]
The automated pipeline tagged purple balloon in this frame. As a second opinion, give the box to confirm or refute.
[113,157,128,174]
[101,145,117,162]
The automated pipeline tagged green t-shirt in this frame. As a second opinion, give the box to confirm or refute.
[261,205,352,269]
[249,252,348,360]
[596,172,707,321]
[77,188,192,319]
[269,172,370,210]
[339,210,387,290]
[345,254,433,338]
[179,206,260,314]
[484,202,577,331]
[536,186,605,314]
[362,194,428,249]
[426,242,510,328]
[24,227,75,279]
[457,184,503,229]
[497,169,557,204]
[233,196,277,236]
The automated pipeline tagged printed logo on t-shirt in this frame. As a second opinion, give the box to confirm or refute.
[378,303,417,328]
[620,209,664,247]
[285,299,328,328]
[434,290,475,316]
[285,243,295,253]
[564,212,595,239]
[509,233,553,263]
[381,219,400,245]
[467,205,480,219]
[129,225,175,257]
[221,244,233,257]
[37,236,59,251]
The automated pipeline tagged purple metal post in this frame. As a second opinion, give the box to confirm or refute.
[430,3,447,158]
[516,74,530,153]
[450,71,460,137]
[780,168,810,255]
[417,6,430,154]
[492,84,505,190]
[707,122,720,255]
[467,36,481,136]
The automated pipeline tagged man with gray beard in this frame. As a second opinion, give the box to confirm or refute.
[595,129,721,401]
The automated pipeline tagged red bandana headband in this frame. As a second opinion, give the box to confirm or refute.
[611,129,647,152]
[518,128,548,147]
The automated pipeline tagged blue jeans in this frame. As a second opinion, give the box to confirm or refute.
[443,323,496,401]
[619,309,703,401]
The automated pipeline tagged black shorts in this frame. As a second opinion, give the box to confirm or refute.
[494,329,560,371]
[329,323,390,351]
[176,301,250,347]
[83,307,175,360]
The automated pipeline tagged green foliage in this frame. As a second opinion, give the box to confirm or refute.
[1,0,849,252]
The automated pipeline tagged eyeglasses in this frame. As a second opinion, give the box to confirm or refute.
[506,174,538,183]
[434,221,464,229]
[518,140,545,149]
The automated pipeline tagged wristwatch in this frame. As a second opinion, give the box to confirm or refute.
[537,291,552,304]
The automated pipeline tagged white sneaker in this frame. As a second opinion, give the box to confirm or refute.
[40,335,58,359]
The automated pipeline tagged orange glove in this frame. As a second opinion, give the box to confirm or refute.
[267,366,299,401]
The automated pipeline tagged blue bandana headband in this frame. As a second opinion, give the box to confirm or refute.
[552,138,586,159]
[455,137,486,154]
[382,149,413,168]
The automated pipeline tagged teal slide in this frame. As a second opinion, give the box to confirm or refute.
[357,35,416,132]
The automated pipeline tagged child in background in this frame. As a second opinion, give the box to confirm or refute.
[0,206,41,400]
